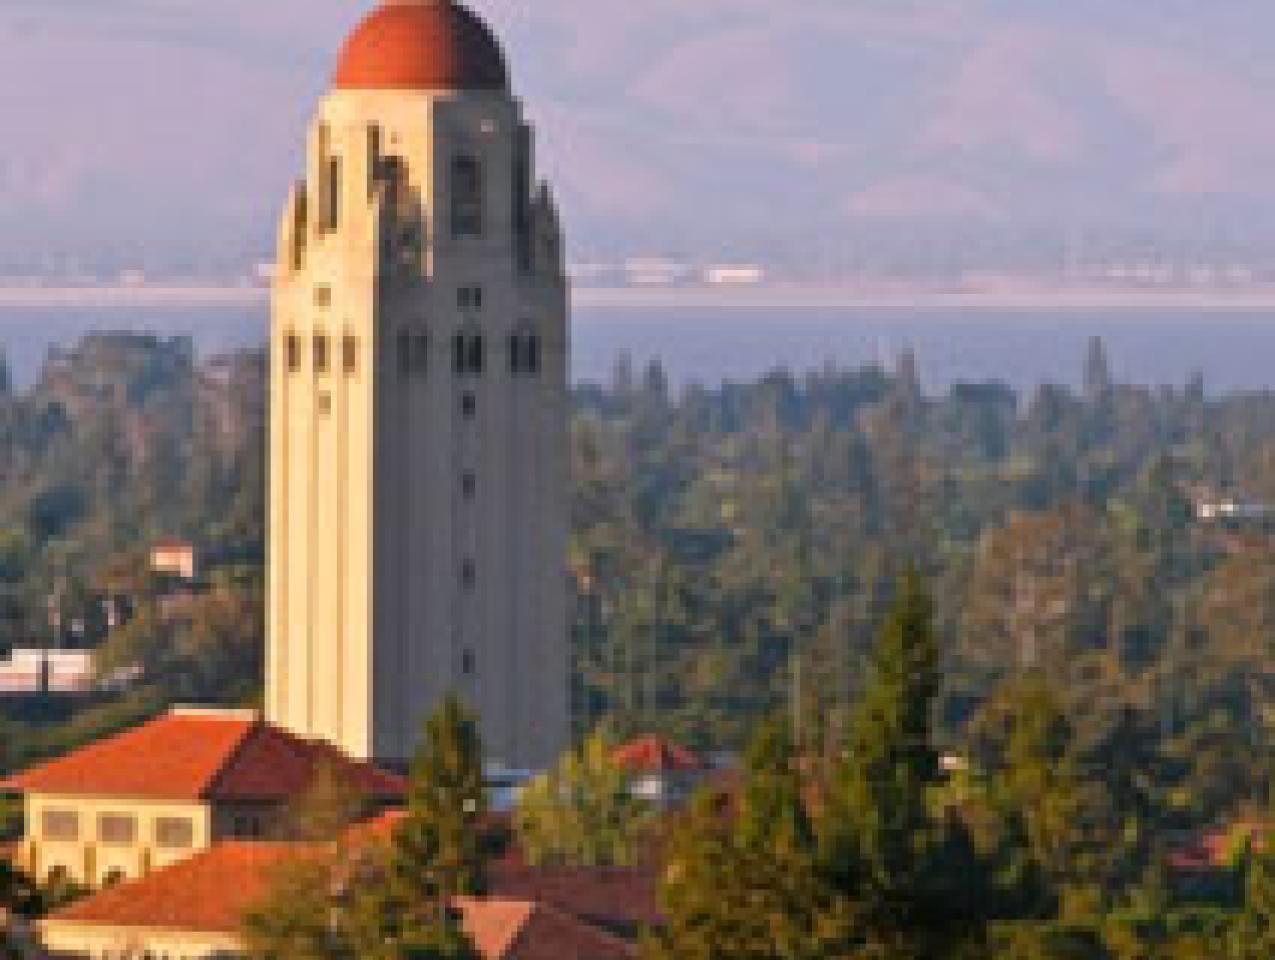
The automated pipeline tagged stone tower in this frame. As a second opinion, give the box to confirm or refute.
[266,0,569,771]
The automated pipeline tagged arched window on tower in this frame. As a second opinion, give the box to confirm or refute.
[453,328,484,377]
[451,155,484,237]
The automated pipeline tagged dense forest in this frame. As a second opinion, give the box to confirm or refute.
[0,331,1274,840]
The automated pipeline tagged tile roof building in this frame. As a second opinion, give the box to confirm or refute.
[39,841,638,959]
[1,707,404,887]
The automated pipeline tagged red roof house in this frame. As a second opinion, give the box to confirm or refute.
[40,841,637,959]
[2,707,404,888]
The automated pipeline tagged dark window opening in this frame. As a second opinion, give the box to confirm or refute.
[343,335,358,374]
[314,334,330,374]
[461,471,477,500]
[453,333,484,376]
[510,332,541,376]
[462,650,476,676]
[323,156,341,232]
[367,124,382,197]
[318,392,332,416]
[457,286,484,311]
[451,155,484,236]
[461,392,477,419]
[398,331,412,376]
[285,334,301,373]
[414,335,430,374]
[461,559,476,589]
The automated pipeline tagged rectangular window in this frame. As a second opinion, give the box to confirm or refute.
[451,156,484,236]
[461,559,477,590]
[97,813,137,845]
[41,810,79,842]
[314,334,330,374]
[285,334,301,373]
[462,650,476,676]
[343,335,358,375]
[457,286,484,311]
[461,471,477,501]
[414,335,430,374]
[314,285,332,308]
[461,392,477,419]
[154,817,194,850]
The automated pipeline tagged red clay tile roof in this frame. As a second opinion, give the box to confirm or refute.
[47,843,636,958]
[490,865,661,934]
[47,841,292,933]
[458,897,636,960]
[612,736,704,774]
[1,709,404,803]
[334,0,508,92]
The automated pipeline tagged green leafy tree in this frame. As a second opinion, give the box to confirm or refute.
[515,730,650,867]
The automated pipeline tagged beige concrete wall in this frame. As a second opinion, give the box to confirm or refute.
[22,795,210,886]
[267,85,570,772]
[41,918,243,960]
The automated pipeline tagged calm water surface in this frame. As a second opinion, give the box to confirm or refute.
[1,303,1273,394]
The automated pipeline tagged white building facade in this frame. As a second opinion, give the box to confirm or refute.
[266,0,570,770]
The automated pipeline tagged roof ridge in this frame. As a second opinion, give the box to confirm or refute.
[528,900,639,953]
[198,715,268,801]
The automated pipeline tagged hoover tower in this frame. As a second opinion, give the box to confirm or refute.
[266,0,569,770]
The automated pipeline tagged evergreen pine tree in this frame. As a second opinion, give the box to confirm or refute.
[823,572,988,958]
[347,696,486,960]
[391,696,489,902]
[1231,848,1275,959]
[646,718,829,960]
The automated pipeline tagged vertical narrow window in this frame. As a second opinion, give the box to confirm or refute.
[414,335,430,374]
[461,471,477,500]
[285,333,301,373]
[453,333,467,374]
[323,156,341,231]
[461,650,476,676]
[342,335,358,375]
[398,331,412,377]
[461,559,476,590]
[468,335,484,375]
[461,392,477,419]
[367,124,382,197]
[451,156,484,237]
[526,334,541,374]
[314,334,330,374]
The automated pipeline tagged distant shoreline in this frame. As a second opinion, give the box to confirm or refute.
[0,283,1273,313]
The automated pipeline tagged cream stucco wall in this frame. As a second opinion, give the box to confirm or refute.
[40,918,243,960]
[22,794,211,887]
[266,85,570,771]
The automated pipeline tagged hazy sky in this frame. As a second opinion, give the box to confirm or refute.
[1,0,1274,271]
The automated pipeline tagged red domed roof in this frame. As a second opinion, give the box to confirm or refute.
[335,0,508,92]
